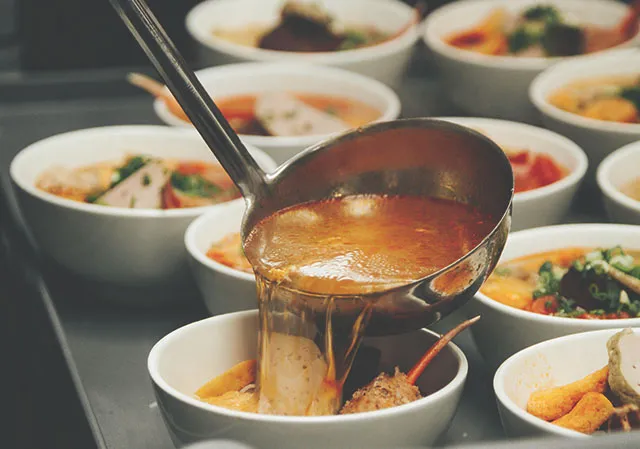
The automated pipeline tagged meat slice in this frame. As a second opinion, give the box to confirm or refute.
[254,92,351,137]
[95,161,170,209]
[339,368,421,414]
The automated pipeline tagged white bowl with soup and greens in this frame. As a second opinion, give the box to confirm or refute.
[597,141,640,225]
[423,0,640,123]
[185,0,421,87]
[531,49,640,179]
[152,63,401,165]
[10,126,277,300]
[467,223,640,369]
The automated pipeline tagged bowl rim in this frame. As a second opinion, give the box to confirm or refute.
[154,62,403,149]
[185,0,421,64]
[433,116,589,203]
[493,327,632,438]
[185,201,255,282]
[147,309,469,423]
[597,141,640,213]
[474,223,640,326]
[530,48,640,135]
[9,125,276,219]
[422,0,640,70]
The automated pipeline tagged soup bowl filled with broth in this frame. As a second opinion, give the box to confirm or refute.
[530,48,640,180]
[468,223,640,370]
[435,117,588,231]
[422,0,640,123]
[185,200,256,315]
[597,141,640,225]
[146,63,401,165]
[184,0,421,87]
[148,309,469,448]
[9,126,277,301]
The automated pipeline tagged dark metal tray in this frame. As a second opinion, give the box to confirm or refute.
[0,59,616,449]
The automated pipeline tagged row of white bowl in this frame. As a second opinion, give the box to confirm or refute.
[182,0,640,183]
[152,221,640,447]
[9,118,639,300]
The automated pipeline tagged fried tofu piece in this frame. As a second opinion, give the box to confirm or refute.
[527,366,609,421]
[339,368,421,414]
[195,359,256,399]
[202,389,259,413]
[552,392,615,434]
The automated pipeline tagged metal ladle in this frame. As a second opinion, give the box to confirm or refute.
[110,0,514,335]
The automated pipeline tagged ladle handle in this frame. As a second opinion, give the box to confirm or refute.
[109,0,269,200]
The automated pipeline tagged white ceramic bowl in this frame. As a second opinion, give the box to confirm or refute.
[155,63,401,165]
[467,223,640,370]
[10,126,277,298]
[185,0,421,87]
[148,310,468,449]
[436,117,588,231]
[597,141,640,225]
[423,0,640,123]
[531,48,640,181]
[185,200,255,316]
[494,328,635,438]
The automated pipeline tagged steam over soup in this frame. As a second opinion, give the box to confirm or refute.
[482,247,640,318]
[445,4,639,57]
[549,75,640,124]
[36,155,239,209]
[241,194,496,416]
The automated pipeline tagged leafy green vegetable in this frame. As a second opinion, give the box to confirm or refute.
[533,261,563,298]
[619,85,640,111]
[142,174,151,186]
[339,31,369,50]
[523,5,560,22]
[540,23,584,56]
[111,156,150,186]
[508,27,540,53]
[171,172,221,198]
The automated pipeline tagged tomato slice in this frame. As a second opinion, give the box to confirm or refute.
[507,150,530,165]
[530,154,565,187]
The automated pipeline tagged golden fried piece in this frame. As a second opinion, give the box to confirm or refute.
[195,359,256,399]
[339,368,421,414]
[552,392,615,434]
[202,389,259,413]
[527,366,609,421]
[582,97,638,123]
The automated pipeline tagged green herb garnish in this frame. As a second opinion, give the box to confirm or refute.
[523,5,560,22]
[533,261,564,298]
[142,174,151,186]
[170,172,221,198]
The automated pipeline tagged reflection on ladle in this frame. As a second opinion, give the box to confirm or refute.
[110,0,514,416]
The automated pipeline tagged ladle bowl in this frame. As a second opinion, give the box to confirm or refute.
[242,118,514,335]
[110,0,514,336]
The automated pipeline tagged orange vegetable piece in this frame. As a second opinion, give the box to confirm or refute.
[195,359,256,399]
[582,97,639,123]
[527,366,609,421]
[526,296,558,315]
[552,392,615,434]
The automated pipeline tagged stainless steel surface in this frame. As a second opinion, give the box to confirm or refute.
[0,57,608,449]
[247,119,514,336]
[111,0,515,335]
